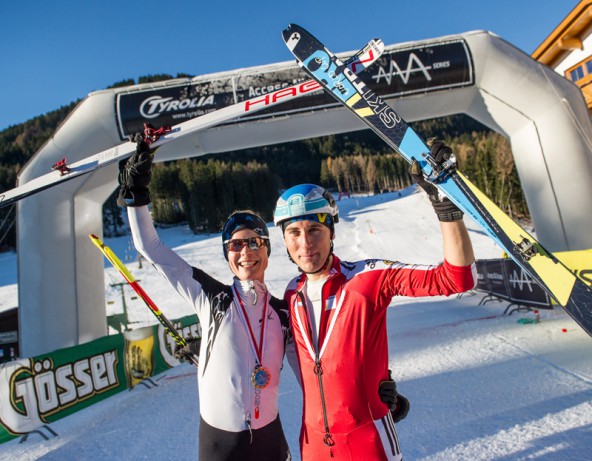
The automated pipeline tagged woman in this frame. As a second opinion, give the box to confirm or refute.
[118,137,292,460]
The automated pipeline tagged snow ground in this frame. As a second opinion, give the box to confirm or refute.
[1,189,591,460]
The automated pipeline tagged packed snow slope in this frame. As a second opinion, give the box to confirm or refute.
[1,188,591,460]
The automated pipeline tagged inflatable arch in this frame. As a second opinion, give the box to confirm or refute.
[17,30,592,356]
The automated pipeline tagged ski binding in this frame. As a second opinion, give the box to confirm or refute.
[513,236,538,261]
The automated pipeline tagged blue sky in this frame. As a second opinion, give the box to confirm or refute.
[0,0,579,131]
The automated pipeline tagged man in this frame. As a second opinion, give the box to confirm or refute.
[118,137,292,460]
[272,140,476,460]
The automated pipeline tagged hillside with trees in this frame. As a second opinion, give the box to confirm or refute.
[0,75,529,249]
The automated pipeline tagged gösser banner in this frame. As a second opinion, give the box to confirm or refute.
[0,315,199,445]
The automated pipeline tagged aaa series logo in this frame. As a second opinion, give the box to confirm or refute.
[370,52,450,86]
[0,352,119,435]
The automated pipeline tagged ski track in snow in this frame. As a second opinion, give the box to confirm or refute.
[1,190,592,460]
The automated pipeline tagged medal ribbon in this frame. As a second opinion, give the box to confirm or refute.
[232,284,268,366]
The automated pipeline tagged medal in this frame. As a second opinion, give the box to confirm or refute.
[251,365,271,389]
[233,285,271,418]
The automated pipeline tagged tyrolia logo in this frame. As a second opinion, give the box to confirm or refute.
[139,94,215,119]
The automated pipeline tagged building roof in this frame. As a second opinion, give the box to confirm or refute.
[532,0,592,66]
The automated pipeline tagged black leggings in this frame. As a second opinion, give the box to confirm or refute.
[198,414,291,461]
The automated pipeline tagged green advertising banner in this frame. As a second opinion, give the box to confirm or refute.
[0,314,199,444]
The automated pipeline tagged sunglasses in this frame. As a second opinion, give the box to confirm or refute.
[224,236,269,253]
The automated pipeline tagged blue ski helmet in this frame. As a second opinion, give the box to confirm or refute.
[273,184,339,233]
[221,211,270,260]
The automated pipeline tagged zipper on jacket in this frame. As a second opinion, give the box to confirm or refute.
[245,412,253,444]
[296,290,335,456]
[249,280,258,304]
[314,353,334,453]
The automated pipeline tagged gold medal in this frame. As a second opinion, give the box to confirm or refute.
[251,365,271,389]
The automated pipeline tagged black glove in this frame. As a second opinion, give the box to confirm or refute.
[117,133,153,207]
[379,370,411,423]
[409,138,463,222]
[174,336,201,363]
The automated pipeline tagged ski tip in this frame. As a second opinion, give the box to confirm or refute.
[89,234,102,247]
[371,39,385,54]
[282,23,304,48]
[284,23,298,33]
[282,24,294,40]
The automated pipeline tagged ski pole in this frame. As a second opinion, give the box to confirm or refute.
[89,234,199,367]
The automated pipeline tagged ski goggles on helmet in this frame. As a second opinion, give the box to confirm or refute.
[224,236,270,253]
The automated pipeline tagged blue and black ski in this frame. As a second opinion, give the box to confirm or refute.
[282,23,592,338]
